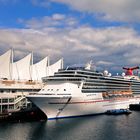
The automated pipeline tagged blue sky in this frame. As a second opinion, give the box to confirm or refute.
[0,0,129,28]
[0,1,71,28]
[0,0,140,74]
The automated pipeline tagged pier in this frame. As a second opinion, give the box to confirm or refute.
[0,106,47,122]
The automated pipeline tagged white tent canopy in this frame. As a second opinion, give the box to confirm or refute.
[12,53,32,80]
[32,57,48,81]
[0,49,63,81]
[46,58,63,76]
[0,50,11,79]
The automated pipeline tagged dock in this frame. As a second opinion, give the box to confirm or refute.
[129,104,140,111]
[0,106,47,123]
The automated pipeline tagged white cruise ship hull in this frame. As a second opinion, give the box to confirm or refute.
[27,95,140,120]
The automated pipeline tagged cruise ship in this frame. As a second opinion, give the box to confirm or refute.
[27,64,140,120]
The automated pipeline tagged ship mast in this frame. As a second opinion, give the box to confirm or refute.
[30,51,33,81]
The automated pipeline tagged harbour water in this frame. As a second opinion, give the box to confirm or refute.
[0,111,140,140]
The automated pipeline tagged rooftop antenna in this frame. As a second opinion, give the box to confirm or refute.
[85,60,93,70]
[30,51,33,81]
[10,48,14,80]
[61,57,64,69]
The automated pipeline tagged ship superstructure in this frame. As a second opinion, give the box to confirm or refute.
[27,65,140,120]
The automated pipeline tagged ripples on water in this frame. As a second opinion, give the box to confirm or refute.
[0,111,140,140]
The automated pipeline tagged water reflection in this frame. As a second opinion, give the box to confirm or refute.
[0,112,140,140]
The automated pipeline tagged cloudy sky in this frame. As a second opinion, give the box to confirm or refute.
[0,0,140,74]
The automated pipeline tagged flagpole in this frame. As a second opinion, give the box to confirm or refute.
[10,48,14,80]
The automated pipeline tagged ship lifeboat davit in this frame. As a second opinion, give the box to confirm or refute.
[123,66,139,76]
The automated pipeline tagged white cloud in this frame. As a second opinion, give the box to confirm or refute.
[50,0,140,22]
[96,61,113,66]
[21,14,78,29]
[0,21,140,72]
[52,14,66,20]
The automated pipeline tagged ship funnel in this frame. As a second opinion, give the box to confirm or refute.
[123,66,139,76]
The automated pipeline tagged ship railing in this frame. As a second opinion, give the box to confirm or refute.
[0,79,42,85]
[102,91,134,99]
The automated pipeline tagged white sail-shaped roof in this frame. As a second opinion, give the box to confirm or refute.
[0,50,11,79]
[32,57,48,81]
[46,58,63,76]
[12,53,31,80]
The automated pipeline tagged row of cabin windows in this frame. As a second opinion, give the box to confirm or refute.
[0,105,15,111]
[132,83,140,85]
[54,73,101,78]
[132,85,140,88]
[57,70,101,75]
[55,74,136,83]
[85,80,130,86]
[132,87,140,89]
[49,78,82,81]
[47,89,66,91]
[84,83,130,87]
[0,98,14,103]
[82,87,130,90]
[0,90,16,93]
[104,77,130,82]
[85,80,130,84]
[0,89,39,93]
[100,78,131,83]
